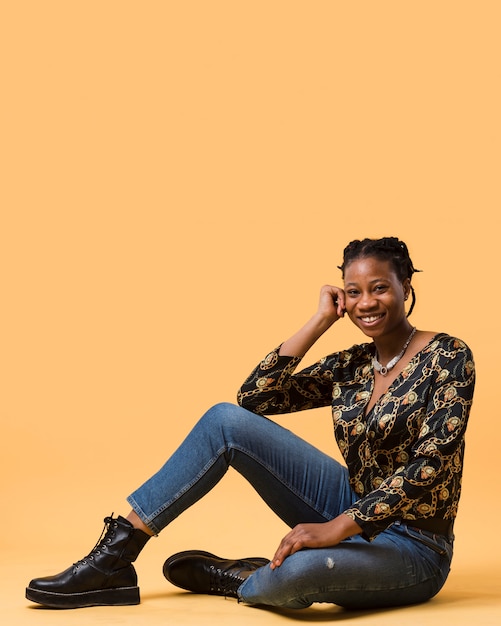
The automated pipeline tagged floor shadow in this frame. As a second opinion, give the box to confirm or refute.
[245,603,404,622]
[141,590,404,622]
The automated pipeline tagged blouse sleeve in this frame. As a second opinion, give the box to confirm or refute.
[237,346,342,415]
[344,338,475,541]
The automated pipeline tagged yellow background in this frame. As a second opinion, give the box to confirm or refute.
[1,1,499,624]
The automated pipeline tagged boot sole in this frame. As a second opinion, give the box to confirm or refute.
[25,585,140,608]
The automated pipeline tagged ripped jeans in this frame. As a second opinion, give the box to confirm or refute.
[127,403,453,609]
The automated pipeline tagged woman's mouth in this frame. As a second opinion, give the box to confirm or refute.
[359,313,385,325]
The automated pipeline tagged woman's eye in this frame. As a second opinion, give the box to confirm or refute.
[374,285,387,293]
[347,290,359,297]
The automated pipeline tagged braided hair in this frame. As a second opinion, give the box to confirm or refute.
[338,237,421,317]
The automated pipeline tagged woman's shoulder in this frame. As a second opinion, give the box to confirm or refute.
[422,331,473,352]
[420,332,474,367]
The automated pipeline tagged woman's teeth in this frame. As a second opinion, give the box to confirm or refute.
[361,314,383,322]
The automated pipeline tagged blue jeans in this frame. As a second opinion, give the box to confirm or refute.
[127,403,453,609]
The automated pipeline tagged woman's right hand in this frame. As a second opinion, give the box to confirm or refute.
[316,284,346,325]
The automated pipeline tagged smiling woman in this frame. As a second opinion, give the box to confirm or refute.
[340,237,420,315]
[26,236,475,611]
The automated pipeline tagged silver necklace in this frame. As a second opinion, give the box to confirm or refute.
[372,327,417,376]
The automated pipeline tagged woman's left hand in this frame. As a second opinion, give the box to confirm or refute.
[270,515,362,570]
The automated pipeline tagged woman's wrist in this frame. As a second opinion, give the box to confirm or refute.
[311,311,337,332]
[279,313,334,357]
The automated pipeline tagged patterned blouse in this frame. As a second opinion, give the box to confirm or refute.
[237,334,475,541]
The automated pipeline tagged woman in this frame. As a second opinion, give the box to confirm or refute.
[26,237,475,610]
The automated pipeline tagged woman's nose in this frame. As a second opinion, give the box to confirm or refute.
[358,293,377,309]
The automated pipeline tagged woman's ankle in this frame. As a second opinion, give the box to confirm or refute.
[126,510,155,536]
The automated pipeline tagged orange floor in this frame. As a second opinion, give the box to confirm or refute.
[4,471,500,625]
[7,500,501,626]
[6,553,501,626]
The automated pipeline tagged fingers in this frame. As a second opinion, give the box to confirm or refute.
[271,533,302,570]
[270,525,312,570]
[335,288,347,317]
[270,517,360,570]
[319,284,346,319]
[334,292,346,318]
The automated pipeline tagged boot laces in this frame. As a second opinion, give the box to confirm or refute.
[74,514,117,570]
[208,564,247,598]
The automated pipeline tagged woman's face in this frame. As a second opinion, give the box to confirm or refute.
[343,256,411,339]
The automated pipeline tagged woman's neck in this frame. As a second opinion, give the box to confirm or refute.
[373,322,415,364]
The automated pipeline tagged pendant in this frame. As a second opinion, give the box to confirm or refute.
[372,327,417,377]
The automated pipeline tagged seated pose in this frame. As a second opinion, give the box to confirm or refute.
[26,237,475,611]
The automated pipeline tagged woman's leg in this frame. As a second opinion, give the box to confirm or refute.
[127,402,355,534]
[127,401,452,611]
[239,524,453,609]
[27,401,355,608]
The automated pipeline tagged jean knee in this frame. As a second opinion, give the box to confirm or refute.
[204,401,243,419]
[201,402,250,431]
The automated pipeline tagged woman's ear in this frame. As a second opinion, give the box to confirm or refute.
[403,278,411,301]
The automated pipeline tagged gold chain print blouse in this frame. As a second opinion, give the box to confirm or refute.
[237,334,475,541]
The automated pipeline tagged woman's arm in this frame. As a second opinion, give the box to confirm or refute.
[344,338,475,541]
[270,514,362,569]
[237,285,348,415]
[271,338,475,565]
[278,284,346,357]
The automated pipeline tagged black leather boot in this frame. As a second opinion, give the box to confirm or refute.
[26,515,151,608]
[163,550,270,599]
